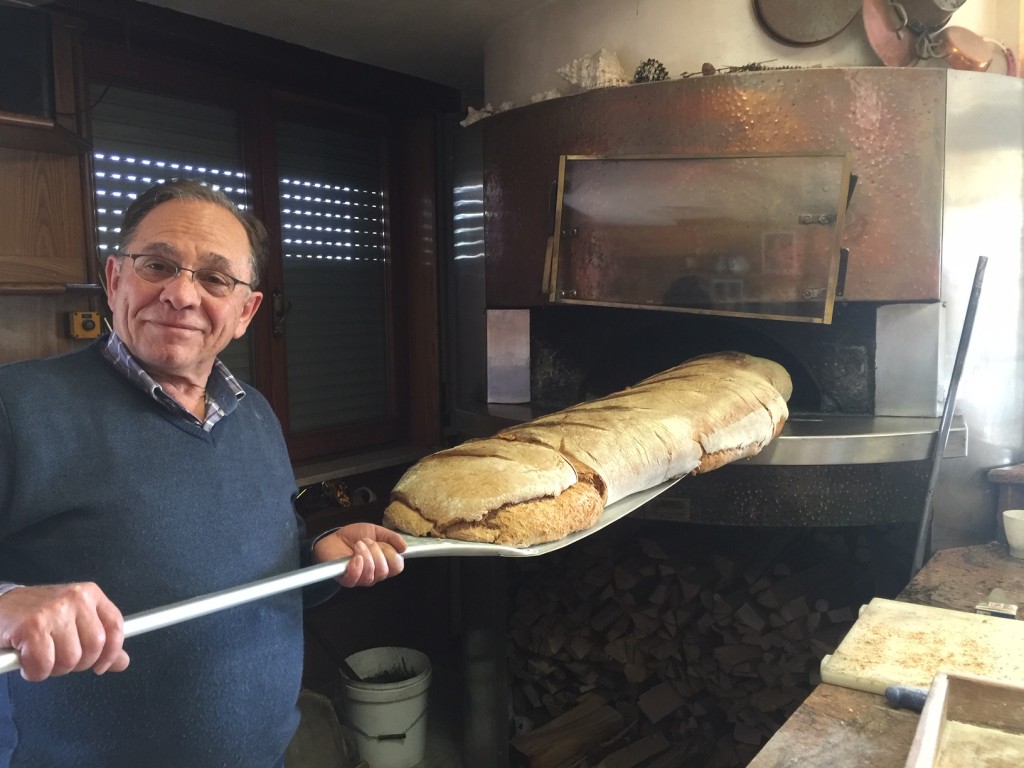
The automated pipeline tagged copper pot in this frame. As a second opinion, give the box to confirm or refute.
[934,26,993,71]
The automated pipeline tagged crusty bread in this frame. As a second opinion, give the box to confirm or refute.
[385,438,608,545]
[626,352,792,477]
[384,352,791,546]
[500,352,790,503]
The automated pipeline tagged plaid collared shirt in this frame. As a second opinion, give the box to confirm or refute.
[101,332,245,432]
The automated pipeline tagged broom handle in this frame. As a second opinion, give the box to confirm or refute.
[909,255,987,578]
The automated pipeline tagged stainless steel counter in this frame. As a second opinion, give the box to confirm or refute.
[454,406,967,466]
[748,414,966,465]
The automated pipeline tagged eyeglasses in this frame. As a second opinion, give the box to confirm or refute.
[121,253,254,298]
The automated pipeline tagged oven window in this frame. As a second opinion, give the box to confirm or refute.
[550,153,853,324]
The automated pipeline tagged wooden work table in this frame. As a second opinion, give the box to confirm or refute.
[749,542,1024,768]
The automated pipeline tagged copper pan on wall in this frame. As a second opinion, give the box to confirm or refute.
[752,0,862,46]
[916,25,997,72]
[863,0,917,66]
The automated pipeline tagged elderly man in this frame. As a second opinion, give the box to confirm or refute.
[0,179,406,767]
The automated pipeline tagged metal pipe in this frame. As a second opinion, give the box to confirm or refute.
[0,478,681,675]
[910,255,987,578]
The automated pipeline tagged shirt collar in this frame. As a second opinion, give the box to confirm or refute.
[101,332,246,428]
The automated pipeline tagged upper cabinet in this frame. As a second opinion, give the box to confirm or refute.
[0,7,93,290]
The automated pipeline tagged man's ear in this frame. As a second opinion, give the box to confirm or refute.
[104,255,122,304]
[234,291,263,339]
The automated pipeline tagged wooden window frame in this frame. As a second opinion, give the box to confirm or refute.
[72,3,449,463]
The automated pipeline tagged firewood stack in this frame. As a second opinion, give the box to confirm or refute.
[507,521,907,768]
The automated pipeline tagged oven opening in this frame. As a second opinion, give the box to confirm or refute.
[531,303,878,418]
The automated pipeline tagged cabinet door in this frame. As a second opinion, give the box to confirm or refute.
[0,148,89,284]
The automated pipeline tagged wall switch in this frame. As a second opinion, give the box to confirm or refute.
[66,311,102,339]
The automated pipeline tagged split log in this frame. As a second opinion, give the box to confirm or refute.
[594,733,669,768]
[510,695,625,768]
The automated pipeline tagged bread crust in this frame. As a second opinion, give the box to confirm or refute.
[384,352,791,546]
[384,438,609,545]
[384,462,606,546]
[388,438,581,525]
[501,352,790,501]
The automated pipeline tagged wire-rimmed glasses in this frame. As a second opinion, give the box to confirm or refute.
[121,253,254,298]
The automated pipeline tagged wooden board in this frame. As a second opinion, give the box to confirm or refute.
[906,672,1024,768]
[820,598,1024,694]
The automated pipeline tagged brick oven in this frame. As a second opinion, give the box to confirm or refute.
[444,67,1024,766]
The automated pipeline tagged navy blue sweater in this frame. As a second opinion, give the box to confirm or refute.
[0,342,303,767]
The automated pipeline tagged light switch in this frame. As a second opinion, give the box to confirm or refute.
[66,311,102,339]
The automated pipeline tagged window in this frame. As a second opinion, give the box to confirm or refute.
[84,60,428,461]
[275,119,393,435]
[89,84,255,381]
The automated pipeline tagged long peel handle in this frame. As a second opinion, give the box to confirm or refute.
[0,556,354,675]
[0,478,679,675]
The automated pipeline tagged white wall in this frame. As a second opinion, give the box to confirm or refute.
[484,0,1022,107]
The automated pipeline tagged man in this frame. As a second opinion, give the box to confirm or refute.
[0,179,407,767]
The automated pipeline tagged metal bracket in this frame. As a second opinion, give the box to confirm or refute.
[798,213,837,225]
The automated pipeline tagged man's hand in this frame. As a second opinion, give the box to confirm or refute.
[312,523,407,587]
[0,583,130,682]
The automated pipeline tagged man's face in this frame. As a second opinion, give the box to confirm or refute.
[105,199,263,385]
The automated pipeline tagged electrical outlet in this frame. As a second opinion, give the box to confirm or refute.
[66,311,102,339]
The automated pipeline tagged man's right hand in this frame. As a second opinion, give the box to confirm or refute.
[0,583,130,681]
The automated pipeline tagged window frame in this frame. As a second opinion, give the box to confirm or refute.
[259,92,408,459]
[80,34,441,463]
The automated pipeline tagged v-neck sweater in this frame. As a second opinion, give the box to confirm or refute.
[0,341,303,768]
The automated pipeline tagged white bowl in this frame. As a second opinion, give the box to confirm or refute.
[1003,509,1024,559]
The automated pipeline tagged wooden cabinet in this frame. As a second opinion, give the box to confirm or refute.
[0,13,97,364]
[0,13,92,291]
[0,147,90,285]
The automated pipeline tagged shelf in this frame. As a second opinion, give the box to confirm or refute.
[293,444,429,487]
[0,282,103,296]
[0,110,89,155]
[746,414,967,465]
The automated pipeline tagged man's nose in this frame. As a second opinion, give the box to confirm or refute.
[159,270,203,306]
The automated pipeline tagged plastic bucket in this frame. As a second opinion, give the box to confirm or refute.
[340,647,431,768]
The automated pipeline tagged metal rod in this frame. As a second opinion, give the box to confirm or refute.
[0,541,460,675]
[910,255,987,578]
[0,475,682,676]
[0,556,356,675]
[0,282,104,296]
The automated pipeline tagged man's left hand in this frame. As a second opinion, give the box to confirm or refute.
[312,523,407,587]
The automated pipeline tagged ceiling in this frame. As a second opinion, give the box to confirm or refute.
[135,0,550,99]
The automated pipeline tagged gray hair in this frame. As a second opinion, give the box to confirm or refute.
[115,178,269,288]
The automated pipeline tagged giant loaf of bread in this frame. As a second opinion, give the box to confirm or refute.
[384,352,792,546]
